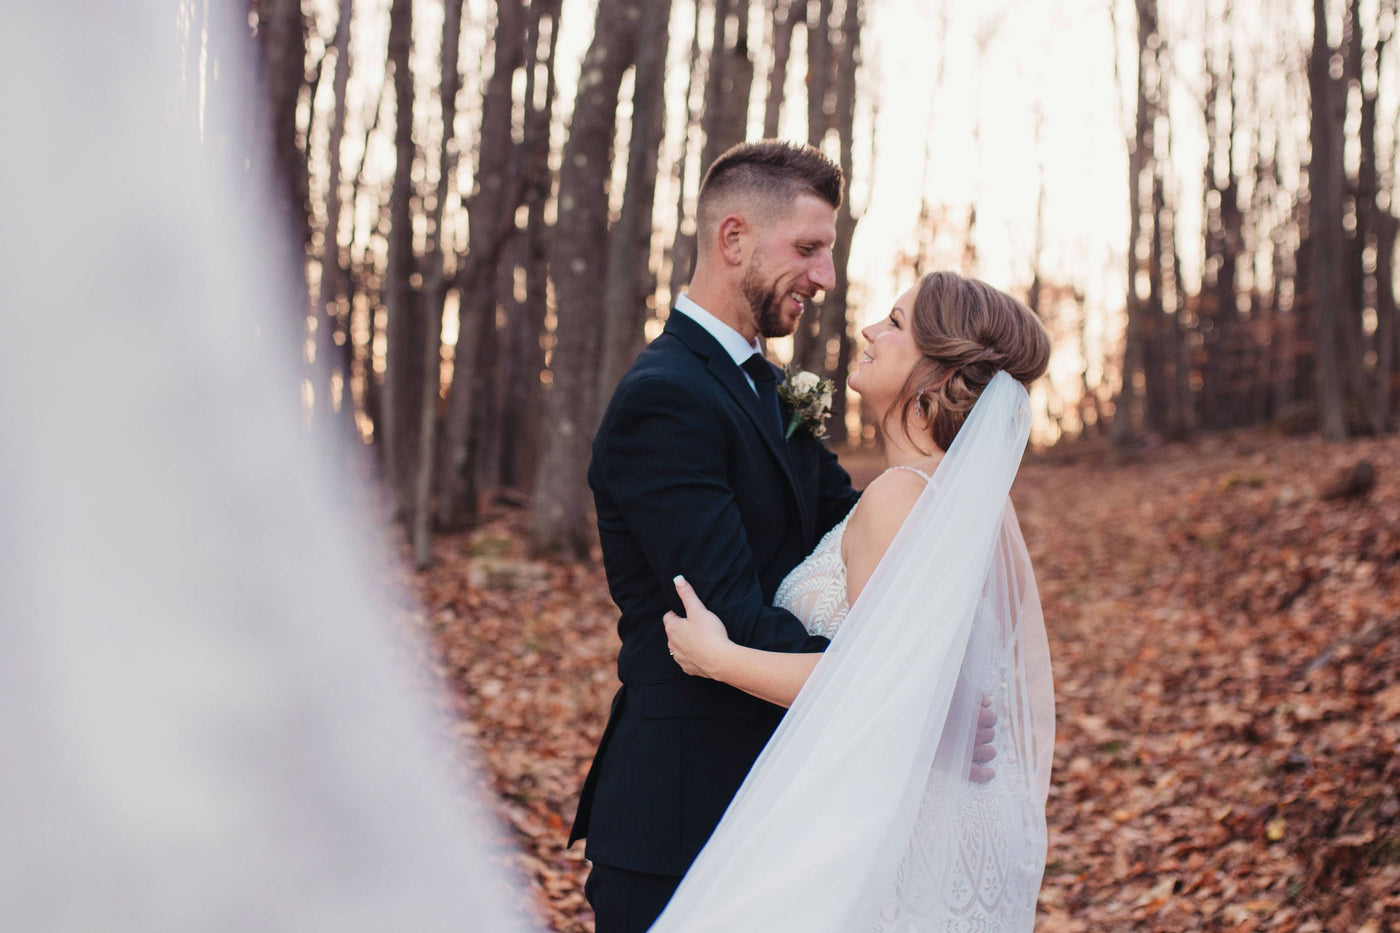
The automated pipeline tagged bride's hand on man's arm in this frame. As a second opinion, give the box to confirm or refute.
[664,576,820,707]
[663,575,737,679]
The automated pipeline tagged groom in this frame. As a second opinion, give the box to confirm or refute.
[569,141,861,933]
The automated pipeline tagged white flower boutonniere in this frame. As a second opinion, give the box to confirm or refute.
[778,367,835,440]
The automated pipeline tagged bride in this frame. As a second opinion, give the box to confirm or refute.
[653,270,1056,932]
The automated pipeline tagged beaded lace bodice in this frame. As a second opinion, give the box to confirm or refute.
[774,466,931,637]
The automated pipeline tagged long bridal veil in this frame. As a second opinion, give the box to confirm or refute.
[1,6,531,931]
[651,372,1054,932]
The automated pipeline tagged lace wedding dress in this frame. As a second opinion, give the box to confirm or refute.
[650,373,1054,933]
[774,466,942,638]
[774,466,1044,932]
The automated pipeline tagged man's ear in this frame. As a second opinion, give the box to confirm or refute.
[716,213,749,266]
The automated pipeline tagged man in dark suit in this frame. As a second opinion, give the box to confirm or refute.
[569,141,861,933]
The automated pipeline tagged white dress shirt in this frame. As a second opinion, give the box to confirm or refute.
[673,293,763,392]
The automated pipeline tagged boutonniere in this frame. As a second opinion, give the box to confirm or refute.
[777,367,835,440]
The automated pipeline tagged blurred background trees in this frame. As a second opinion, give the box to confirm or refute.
[177,0,1400,564]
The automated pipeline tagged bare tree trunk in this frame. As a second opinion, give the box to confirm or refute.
[409,0,465,568]
[1248,101,1269,423]
[805,0,834,145]
[762,0,806,137]
[474,258,508,494]
[531,0,646,559]
[1371,2,1398,431]
[792,0,836,371]
[1143,164,1171,434]
[1166,178,1194,436]
[829,0,863,446]
[1374,210,1397,429]
[1144,66,1189,439]
[1338,0,1382,433]
[1077,289,1105,435]
[799,0,861,444]
[598,0,675,408]
[344,80,387,441]
[700,0,756,173]
[499,0,562,493]
[315,2,354,436]
[1377,21,1400,432]
[437,0,526,529]
[1028,98,1047,323]
[1197,7,1244,432]
[258,0,312,252]
[1343,0,1395,433]
[383,0,424,517]
[1110,0,1155,446]
[1249,120,1277,425]
[251,0,314,412]
[667,3,705,304]
[1199,16,1223,430]
[1273,209,1298,420]
[1218,54,1245,428]
[1309,0,1349,439]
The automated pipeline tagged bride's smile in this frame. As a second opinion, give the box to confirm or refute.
[847,283,925,411]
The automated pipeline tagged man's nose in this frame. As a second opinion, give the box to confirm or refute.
[811,251,836,292]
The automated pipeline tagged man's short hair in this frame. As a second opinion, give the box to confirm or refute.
[695,141,843,241]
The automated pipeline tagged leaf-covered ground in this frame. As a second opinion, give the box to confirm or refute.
[406,431,1400,932]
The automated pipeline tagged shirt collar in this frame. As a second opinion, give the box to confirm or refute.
[673,293,762,368]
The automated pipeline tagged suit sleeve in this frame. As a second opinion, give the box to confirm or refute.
[598,375,828,654]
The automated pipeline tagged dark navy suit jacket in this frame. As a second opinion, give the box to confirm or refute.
[570,310,860,876]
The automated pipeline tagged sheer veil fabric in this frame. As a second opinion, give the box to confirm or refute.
[1,7,531,929]
[650,372,1054,932]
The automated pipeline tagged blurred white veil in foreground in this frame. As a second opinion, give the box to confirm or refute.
[0,5,532,931]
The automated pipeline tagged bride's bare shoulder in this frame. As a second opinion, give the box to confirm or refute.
[843,469,927,555]
[841,469,928,604]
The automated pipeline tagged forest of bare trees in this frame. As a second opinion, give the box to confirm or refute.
[1110,0,1400,445]
[179,0,1400,563]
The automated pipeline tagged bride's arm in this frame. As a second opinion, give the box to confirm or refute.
[664,473,926,708]
[664,577,819,708]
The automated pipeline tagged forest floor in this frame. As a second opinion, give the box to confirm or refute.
[403,429,1400,933]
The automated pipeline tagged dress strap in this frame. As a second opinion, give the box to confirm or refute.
[883,465,932,482]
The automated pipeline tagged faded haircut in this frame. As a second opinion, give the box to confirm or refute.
[695,140,843,242]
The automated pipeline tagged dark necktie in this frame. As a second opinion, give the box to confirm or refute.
[741,354,784,441]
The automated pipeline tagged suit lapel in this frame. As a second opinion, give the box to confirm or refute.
[666,313,814,541]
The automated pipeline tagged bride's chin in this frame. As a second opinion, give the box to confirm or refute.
[849,379,880,407]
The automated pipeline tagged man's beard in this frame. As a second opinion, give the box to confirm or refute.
[741,260,800,339]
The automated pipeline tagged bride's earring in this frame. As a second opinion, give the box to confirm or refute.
[915,390,933,424]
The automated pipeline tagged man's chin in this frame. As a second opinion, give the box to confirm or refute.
[759,308,804,340]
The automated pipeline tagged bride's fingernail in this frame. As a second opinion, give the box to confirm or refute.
[673,574,687,587]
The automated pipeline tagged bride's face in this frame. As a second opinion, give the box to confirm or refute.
[849,284,924,410]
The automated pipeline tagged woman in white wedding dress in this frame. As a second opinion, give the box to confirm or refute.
[654,270,1056,933]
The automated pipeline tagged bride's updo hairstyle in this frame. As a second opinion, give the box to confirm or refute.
[892,270,1051,451]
